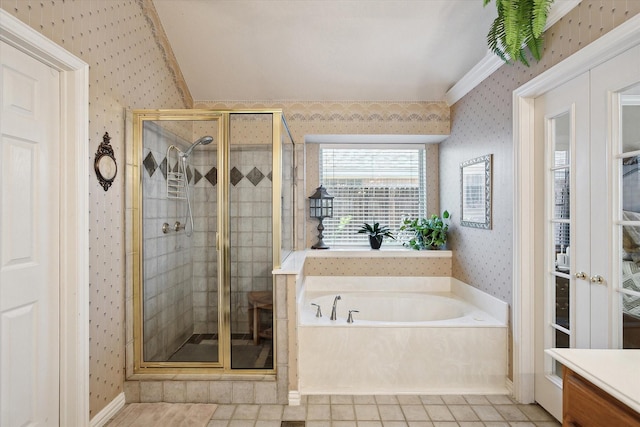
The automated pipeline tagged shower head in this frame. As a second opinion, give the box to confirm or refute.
[181,135,213,158]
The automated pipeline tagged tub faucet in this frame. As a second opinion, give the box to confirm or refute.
[330,295,341,320]
[311,303,322,317]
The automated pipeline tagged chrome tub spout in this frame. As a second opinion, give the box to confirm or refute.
[330,295,341,320]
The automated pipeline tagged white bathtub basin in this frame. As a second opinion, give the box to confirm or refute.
[297,276,509,395]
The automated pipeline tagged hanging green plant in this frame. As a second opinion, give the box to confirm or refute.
[484,0,554,66]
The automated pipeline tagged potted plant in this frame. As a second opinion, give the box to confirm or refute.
[400,210,450,250]
[484,0,554,66]
[357,222,395,249]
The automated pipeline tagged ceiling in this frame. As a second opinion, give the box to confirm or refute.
[153,0,498,103]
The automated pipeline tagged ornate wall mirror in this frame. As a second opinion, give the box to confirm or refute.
[95,132,117,191]
[460,154,492,229]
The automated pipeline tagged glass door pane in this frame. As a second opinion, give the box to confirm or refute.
[141,117,220,364]
[228,113,274,369]
[548,111,572,376]
[619,87,640,349]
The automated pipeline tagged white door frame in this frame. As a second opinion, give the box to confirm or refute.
[513,13,640,403]
[0,9,89,426]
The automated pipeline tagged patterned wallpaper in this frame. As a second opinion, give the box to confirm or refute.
[194,101,450,145]
[195,100,450,249]
[4,0,639,418]
[440,0,640,304]
[0,0,190,418]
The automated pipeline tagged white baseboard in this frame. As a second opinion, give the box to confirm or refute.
[505,378,514,396]
[90,392,126,427]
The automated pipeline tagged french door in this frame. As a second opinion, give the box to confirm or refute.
[534,44,640,420]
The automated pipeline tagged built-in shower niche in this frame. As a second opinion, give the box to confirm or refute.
[132,109,294,373]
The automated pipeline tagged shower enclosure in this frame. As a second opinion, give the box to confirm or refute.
[131,109,295,372]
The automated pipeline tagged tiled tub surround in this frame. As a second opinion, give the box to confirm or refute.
[297,275,509,395]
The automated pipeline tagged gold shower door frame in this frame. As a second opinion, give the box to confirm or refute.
[131,109,287,374]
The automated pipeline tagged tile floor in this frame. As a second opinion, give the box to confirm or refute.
[206,395,561,427]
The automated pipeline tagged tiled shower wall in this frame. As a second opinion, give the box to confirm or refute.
[141,122,194,361]
[0,0,191,417]
[189,144,219,335]
[229,115,274,334]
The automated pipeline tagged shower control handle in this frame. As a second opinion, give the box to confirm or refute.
[174,221,185,232]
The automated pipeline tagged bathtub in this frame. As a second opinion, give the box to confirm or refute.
[297,276,509,395]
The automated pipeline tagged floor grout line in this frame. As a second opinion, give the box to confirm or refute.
[206,395,560,427]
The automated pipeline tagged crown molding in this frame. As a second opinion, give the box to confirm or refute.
[444,0,582,106]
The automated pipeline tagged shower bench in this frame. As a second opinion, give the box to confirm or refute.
[247,291,273,345]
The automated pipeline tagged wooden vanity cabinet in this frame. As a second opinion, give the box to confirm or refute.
[563,367,640,426]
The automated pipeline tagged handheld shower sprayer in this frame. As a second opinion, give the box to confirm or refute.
[181,135,213,158]
[173,135,214,236]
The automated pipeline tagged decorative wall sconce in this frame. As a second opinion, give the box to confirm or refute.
[94,132,117,191]
[309,185,334,249]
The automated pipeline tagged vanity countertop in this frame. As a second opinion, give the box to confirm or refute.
[546,348,640,413]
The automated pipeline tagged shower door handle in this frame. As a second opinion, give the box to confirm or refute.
[216,232,219,251]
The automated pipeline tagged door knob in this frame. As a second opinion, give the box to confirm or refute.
[574,272,587,280]
[590,275,605,284]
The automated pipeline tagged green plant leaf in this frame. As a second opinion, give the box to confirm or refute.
[484,0,553,66]
[526,33,544,61]
[532,0,552,38]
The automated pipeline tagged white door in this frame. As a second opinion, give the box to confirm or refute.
[589,44,640,352]
[534,44,640,420]
[0,41,60,426]
[534,71,592,421]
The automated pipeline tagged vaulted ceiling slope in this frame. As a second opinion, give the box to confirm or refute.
[152,0,498,103]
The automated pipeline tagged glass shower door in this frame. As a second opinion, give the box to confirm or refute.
[137,113,222,367]
[228,113,274,369]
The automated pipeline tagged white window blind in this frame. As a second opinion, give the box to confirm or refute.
[319,146,427,245]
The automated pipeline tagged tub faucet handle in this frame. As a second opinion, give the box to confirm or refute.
[347,310,359,323]
[311,303,322,317]
[330,295,342,320]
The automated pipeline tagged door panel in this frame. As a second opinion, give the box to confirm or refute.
[0,41,60,426]
[535,44,640,420]
[534,72,590,421]
[590,44,640,350]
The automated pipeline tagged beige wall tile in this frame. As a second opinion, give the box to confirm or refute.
[140,381,163,403]
[163,381,186,403]
[232,382,255,404]
[186,381,210,403]
[209,381,233,404]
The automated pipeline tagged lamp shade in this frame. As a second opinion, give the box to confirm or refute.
[308,185,334,219]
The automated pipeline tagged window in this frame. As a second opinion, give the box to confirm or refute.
[319,146,427,245]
